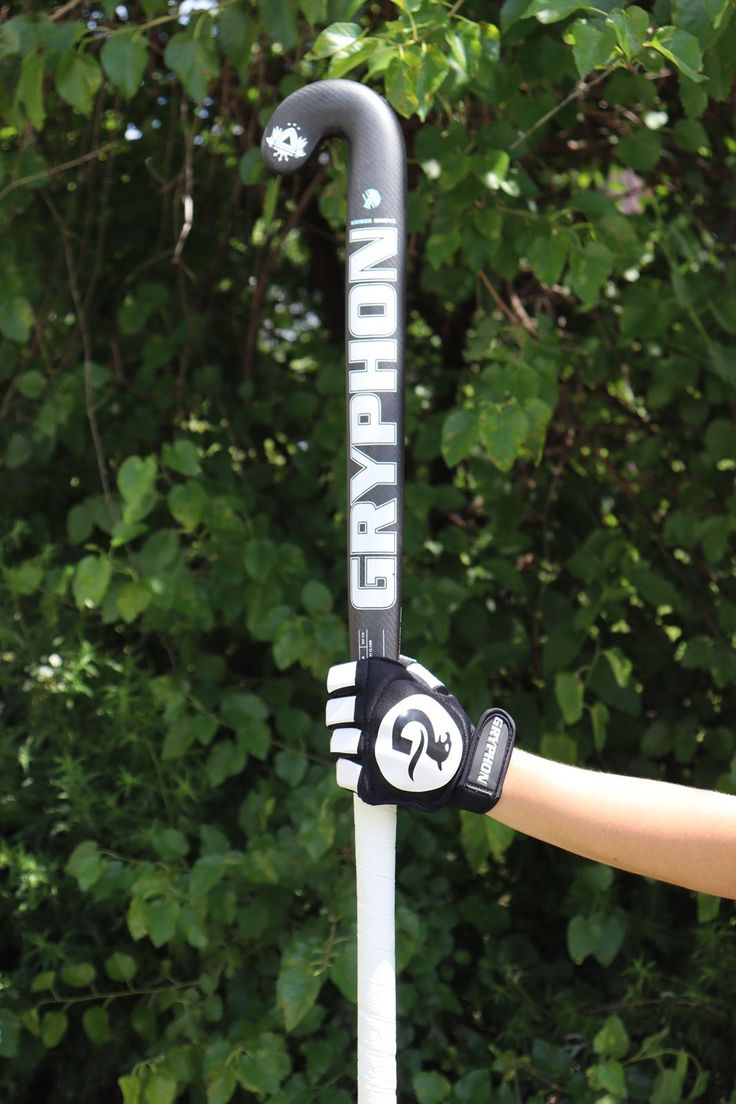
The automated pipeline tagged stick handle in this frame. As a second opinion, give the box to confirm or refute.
[354,798,397,1102]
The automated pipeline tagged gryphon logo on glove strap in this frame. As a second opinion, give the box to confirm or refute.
[374,694,463,792]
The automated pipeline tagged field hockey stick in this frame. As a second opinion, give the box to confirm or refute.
[262,80,406,1103]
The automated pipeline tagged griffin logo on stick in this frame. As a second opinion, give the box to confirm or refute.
[264,123,308,163]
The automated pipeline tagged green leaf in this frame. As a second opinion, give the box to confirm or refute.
[258,0,299,49]
[208,1065,237,1104]
[555,671,584,724]
[523,0,595,24]
[327,38,378,78]
[672,117,709,151]
[673,0,731,48]
[301,579,333,614]
[301,0,327,22]
[478,401,528,471]
[162,438,200,476]
[679,74,708,117]
[61,962,96,987]
[311,21,361,57]
[119,1074,142,1104]
[127,897,148,941]
[238,1033,291,1095]
[220,692,268,727]
[190,854,229,897]
[276,936,325,1030]
[609,6,649,58]
[162,714,218,760]
[0,296,33,343]
[386,51,421,117]
[152,827,189,861]
[567,16,616,76]
[72,555,113,610]
[5,433,32,468]
[594,912,627,966]
[590,700,609,752]
[239,148,264,185]
[66,839,105,890]
[441,408,479,467]
[219,2,255,68]
[540,732,578,764]
[618,126,662,170]
[105,952,138,981]
[164,15,219,102]
[138,529,180,574]
[168,481,207,531]
[55,50,102,114]
[0,1010,20,1058]
[145,1073,177,1104]
[414,47,450,121]
[651,1060,687,1104]
[31,971,56,992]
[648,26,706,82]
[206,740,246,786]
[594,1014,630,1059]
[116,582,151,624]
[118,281,167,333]
[17,47,46,129]
[101,28,148,99]
[275,750,307,787]
[82,1006,112,1045]
[528,229,570,284]
[273,616,310,670]
[117,455,158,522]
[593,1060,627,1096]
[696,892,720,922]
[603,646,632,687]
[235,718,270,759]
[18,369,46,399]
[485,817,516,862]
[0,21,22,57]
[5,559,43,596]
[453,1071,492,1104]
[568,241,613,306]
[144,899,180,947]
[41,1011,68,1048]
[180,905,208,948]
[413,1070,452,1104]
[568,913,595,962]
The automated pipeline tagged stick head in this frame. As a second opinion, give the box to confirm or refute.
[261,79,405,180]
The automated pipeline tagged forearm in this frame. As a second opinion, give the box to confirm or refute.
[491,749,736,899]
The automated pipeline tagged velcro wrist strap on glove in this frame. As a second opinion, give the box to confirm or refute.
[326,657,516,814]
[453,707,516,814]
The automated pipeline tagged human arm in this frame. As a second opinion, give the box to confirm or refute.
[326,656,736,899]
[491,749,736,900]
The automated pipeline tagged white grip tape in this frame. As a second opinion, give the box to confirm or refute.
[354,795,397,1103]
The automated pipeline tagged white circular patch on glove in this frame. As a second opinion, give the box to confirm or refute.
[374,693,463,792]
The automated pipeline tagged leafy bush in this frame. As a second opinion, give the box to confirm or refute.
[0,1,734,1102]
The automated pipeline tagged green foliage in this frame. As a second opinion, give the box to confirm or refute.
[0,0,735,1102]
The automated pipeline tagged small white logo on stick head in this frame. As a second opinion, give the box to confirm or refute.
[266,123,308,163]
[362,188,381,210]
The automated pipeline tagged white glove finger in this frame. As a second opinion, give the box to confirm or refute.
[330,727,361,755]
[325,695,357,727]
[326,661,358,694]
[404,659,444,690]
[336,757,361,792]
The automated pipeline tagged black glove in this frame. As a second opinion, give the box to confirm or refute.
[325,656,516,814]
